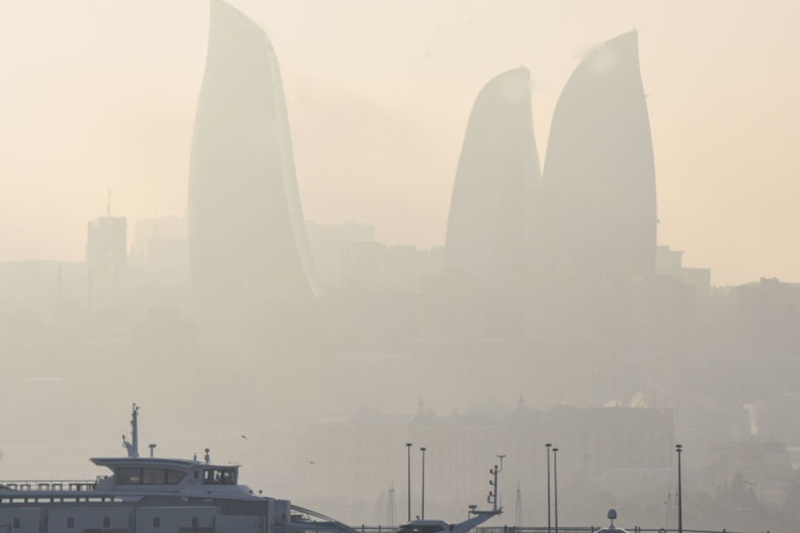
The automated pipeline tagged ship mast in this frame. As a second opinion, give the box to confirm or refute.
[122,403,140,458]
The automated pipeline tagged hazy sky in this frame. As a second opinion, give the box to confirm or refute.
[1,0,798,286]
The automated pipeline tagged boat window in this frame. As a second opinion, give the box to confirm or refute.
[119,467,187,485]
[118,467,142,485]
[167,469,187,484]
[66,517,75,529]
[203,468,238,485]
[143,468,165,484]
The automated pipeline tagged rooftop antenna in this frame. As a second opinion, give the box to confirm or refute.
[149,444,157,458]
[488,454,505,511]
[205,448,211,464]
[122,403,140,458]
[514,484,523,528]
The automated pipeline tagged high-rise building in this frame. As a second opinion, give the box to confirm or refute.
[86,215,127,295]
[443,66,541,337]
[541,31,657,341]
[188,0,318,323]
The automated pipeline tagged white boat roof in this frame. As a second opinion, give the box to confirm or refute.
[91,457,236,470]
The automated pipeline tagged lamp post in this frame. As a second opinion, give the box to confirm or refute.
[420,447,427,520]
[406,443,413,522]
[546,443,552,533]
[676,444,683,533]
[553,447,559,533]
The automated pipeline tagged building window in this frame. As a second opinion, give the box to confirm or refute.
[66,517,75,529]
[12,518,20,530]
[103,517,111,529]
[152,517,161,529]
[191,517,199,530]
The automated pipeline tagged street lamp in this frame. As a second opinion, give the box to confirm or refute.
[406,443,413,522]
[553,447,559,533]
[546,443,552,533]
[420,447,427,520]
[676,444,683,533]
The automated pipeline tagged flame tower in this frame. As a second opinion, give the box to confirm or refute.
[542,31,657,340]
[188,0,318,323]
[444,66,541,337]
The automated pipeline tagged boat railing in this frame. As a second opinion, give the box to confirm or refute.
[349,527,754,533]
[0,479,100,492]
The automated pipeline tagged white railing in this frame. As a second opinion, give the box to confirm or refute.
[0,480,99,492]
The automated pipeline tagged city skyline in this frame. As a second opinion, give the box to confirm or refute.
[1,1,799,285]
[1,3,799,532]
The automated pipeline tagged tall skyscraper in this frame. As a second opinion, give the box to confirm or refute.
[188,0,318,324]
[443,66,541,337]
[86,215,127,294]
[542,31,657,341]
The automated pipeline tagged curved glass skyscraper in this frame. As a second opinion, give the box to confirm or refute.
[542,31,656,341]
[444,66,541,336]
[543,30,656,282]
[188,0,318,323]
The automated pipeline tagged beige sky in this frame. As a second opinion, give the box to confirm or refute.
[1,0,798,286]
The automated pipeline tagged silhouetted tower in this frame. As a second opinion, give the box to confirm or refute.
[188,0,319,325]
[542,31,656,342]
[86,189,127,300]
[386,482,397,527]
[444,66,541,338]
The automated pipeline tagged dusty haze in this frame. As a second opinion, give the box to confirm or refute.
[2,2,800,533]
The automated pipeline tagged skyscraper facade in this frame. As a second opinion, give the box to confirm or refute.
[188,0,318,324]
[444,66,541,337]
[542,31,657,341]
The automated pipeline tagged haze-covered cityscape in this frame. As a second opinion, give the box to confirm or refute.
[2,2,800,533]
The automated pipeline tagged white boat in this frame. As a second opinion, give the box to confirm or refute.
[0,405,349,533]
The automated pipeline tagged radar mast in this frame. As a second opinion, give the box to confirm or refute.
[122,403,140,458]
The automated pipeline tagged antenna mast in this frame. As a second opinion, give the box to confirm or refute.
[488,455,505,511]
[122,404,140,458]
[387,482,397,527]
